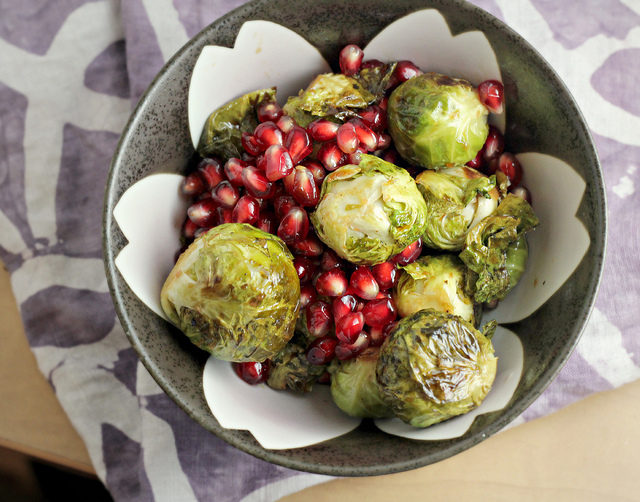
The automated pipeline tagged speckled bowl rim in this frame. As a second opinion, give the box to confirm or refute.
[103,0,607,476]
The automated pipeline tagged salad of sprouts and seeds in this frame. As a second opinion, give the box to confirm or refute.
[160,44,539,428]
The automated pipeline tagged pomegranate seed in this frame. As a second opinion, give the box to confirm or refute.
[216,207,233,226]
[180,171,206,197]
[194,226,212,239]
[392,238,422,266]
[316,371,331,384]
[241,151,257,164]
[361,59,383,70]
[315,268,348,297]
[511,185,532,205]
[211,180,240,209]
[233,360,270,385]
[320,249,343,270]
[276,114,295,134]
[359,105,387,132]
[241,165,276,199]
[242,132,263,156]
[232,194,260,224]
[371,261,399,290]
[277,206,309,244]
[375,291,391,299]
[284,126,313,164]
[264,144,294,181]
[347,146,367,165]
[336,311,365,344]
[362,297,397,327]
[498,152,523,187]
[378,95,389,110]
[303,160,326,185]
[181,217,199,240]
[187,198,218,227]
[370,321,397,347]
[300,285,318,309]
[224,158,248,187]
[306,301,333,338]
[293,256,318,284]
[478,80,504,114]
[289,233,324,257]
[333,294,358,322]
[254,210,277,234]
[316,140,347,171]
[339,44,364,76]
[257,101,283,123]
[381,149,397,164]
[336,123,359,154]
[308,119,339,142]
[197,158,225,190]
[349,266,380,300]
[483,125,505,161]
[335,331,370,361]
[254,121,284,149]
[350,118,378,151]
[306,335,337,365]
[291,166,319,207]
[394,60,424,82]
[466,146,486,170]
[486,157,499,175]
[376,133,391,150]
[273,194,297,219]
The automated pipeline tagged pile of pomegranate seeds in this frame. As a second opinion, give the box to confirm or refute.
[181,44,532,386]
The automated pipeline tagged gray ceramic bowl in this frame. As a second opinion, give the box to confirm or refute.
[103,0,606,476]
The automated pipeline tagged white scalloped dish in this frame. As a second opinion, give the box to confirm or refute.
[113,10,590,450]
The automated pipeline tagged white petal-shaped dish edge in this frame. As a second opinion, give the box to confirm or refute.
[112,10,589,449]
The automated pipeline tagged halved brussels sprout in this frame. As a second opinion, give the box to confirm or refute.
[330,348,393,418]
[460,194,539,303]
[393,254,476,325]
[416,166,501,251]
[376,309,497,428]
[311,154,428,266]
[160,223,300,362]
[388,73,489,168]
[198,87,277,160]
[267,334,327,393]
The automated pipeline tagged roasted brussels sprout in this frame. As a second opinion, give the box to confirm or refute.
[376,309,497,428]
[460,194,539,303]
[311,154,428,266]
[387,73,489,168]
[330,348,393,418]
[393,254,476,324]
[267,335,327,393]
[198,87,277,160]
[416,166,501,251]
[160,223,300,362]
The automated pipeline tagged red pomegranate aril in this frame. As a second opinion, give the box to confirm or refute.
[392,238,422,266]
[371,260,399,290]
[300,285,318,309]
[511,185,532,205]
[303,160,326,185]
[335,331,370,361]
[498,152,523,187]
[339,44,364,76]
[211,180,240,209]
[293,256,318,284]
[306,301,333,338]
[320,249,343,270]
[241,165,276,199]
[181,217,199,240]
[359,104,387,132]
[224,158,248,187]
[394,60,424,82]
[466,146,486,170]
[336,123,359,154]
[273,194,297,220]
[317,140,347,171]
[315,268,348,297]
[289,233,324,257]
[361,59,384,70]
[291,166,319,207]
[483,125,505,161]
[332,294,358,322]
[369,321,397,347]
[378,95,389,110]
[215,207,233,226]
[277,206,309,244]
[180,171,206,197]
[254,210,277,234]
[308,119,339,142]
[284,126,313,164]
[351,118,378,151]
[276,114,295,134]
[187,198,218,227]
[336,311,365,344]
[362,297,397,327]
[306,336,337,365]
[232,195,260,224]
[381,149,397,164]
[233,360,270,385]
[264,144,294,181]
[478,79,504,114]
[349,266,380,300]
[254,121,284,149]
[242,132,263,156]
[197,157,225,189]
[347,146,367,165]
[257,101,283,123]
[376,133,392,150]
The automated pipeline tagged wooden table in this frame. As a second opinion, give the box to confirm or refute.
[2,261,639,500]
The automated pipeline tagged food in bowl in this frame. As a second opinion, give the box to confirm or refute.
[159,43,539,429]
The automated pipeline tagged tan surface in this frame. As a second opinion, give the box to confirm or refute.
[1,258,640,499]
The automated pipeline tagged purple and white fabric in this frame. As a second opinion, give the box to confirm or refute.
[0,0,637,500]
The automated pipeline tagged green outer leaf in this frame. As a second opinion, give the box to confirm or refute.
[267,334,326,393]
[197,87,277,160]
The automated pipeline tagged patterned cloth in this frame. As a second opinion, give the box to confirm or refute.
[0,0,638,500]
